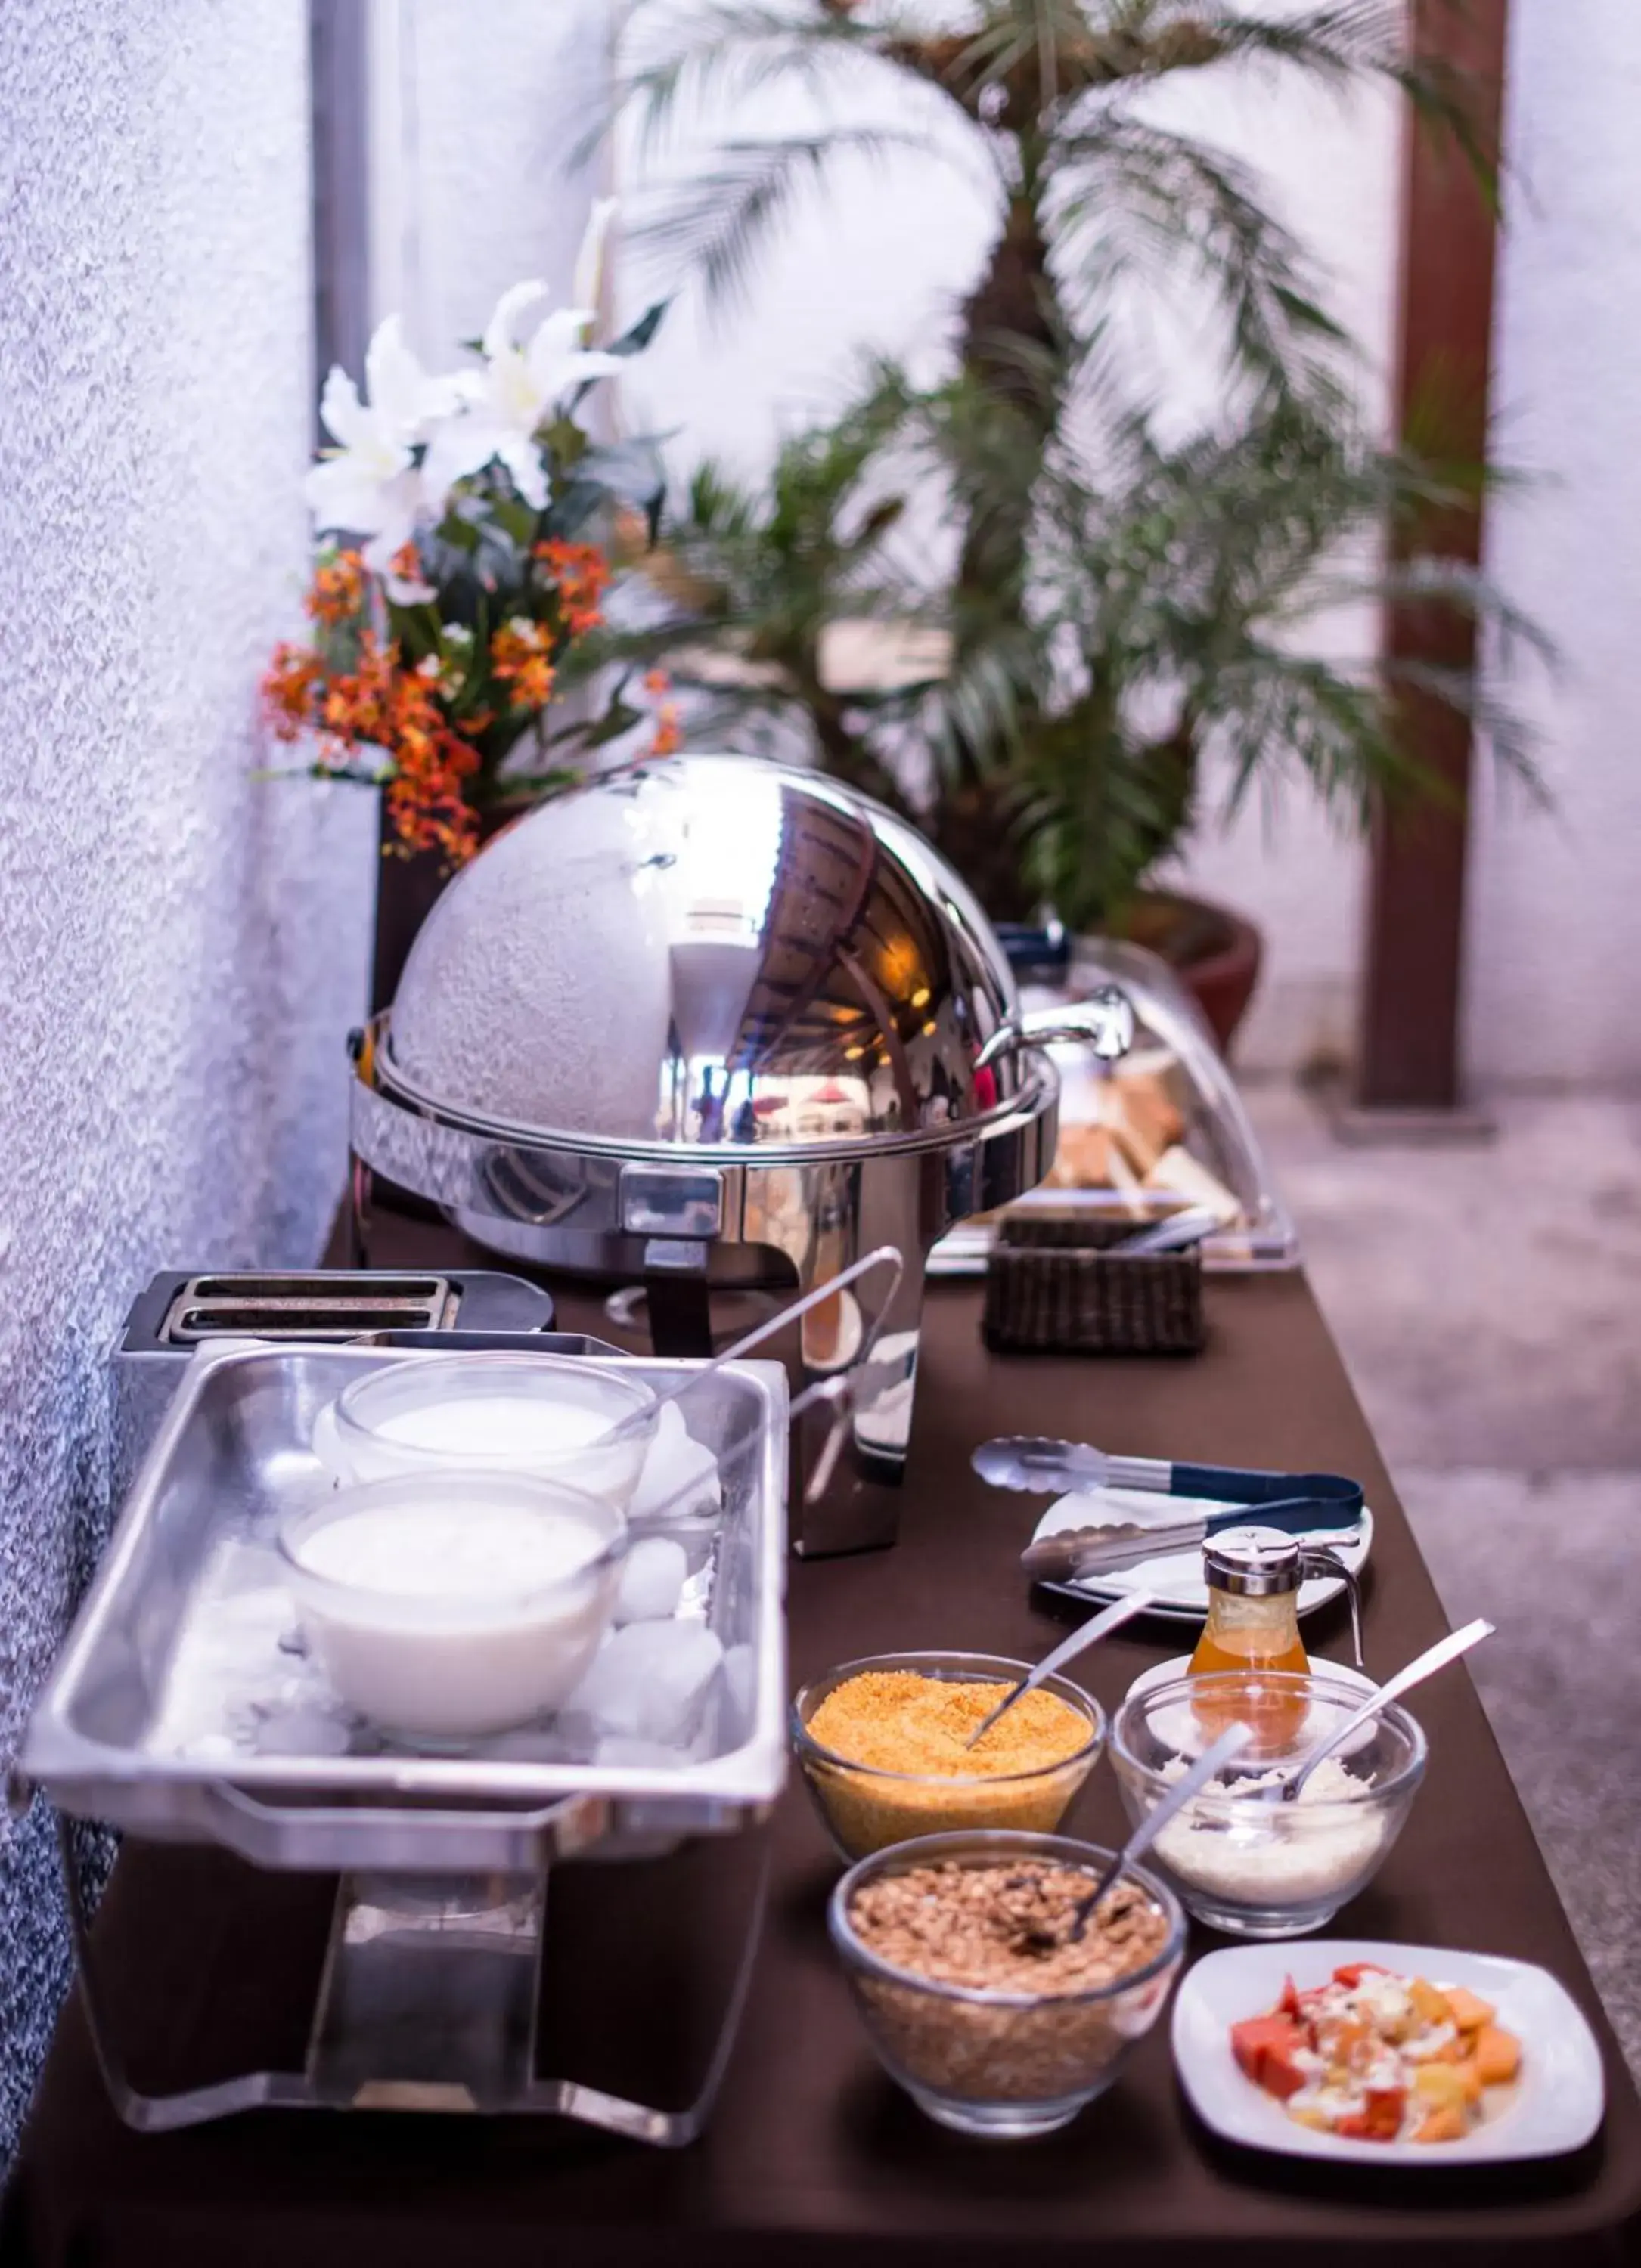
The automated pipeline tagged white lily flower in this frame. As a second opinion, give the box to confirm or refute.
[420,280,625,517]
[573,197,619,330]
[304,315,454,592]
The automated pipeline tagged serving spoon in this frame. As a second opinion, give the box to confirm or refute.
[962,1591,1154,1749]
[1032,1721,1255,1947]
[1261,1617,1495,1803]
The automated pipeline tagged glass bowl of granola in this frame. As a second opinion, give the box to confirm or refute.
[830,1828,1187,2138]
[792,1651,1106,1861]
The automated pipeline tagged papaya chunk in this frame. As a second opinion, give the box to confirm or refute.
[1444,1985,1496,2033]
[1472,2025,1521,2086]
[1409,1978,1453,2028]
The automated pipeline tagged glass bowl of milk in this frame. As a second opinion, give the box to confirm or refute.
[279,1467,628,1741]
[316,1351,659,1510]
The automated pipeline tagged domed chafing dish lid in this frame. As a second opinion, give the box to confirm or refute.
[384,755,1061,1159]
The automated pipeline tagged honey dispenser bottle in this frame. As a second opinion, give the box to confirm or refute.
[1188,1526,1363,1736]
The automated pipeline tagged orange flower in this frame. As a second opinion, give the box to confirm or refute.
[490,617,556,711]
[305,548,365,628]
[650,699,683,758]
[264,622,487,862]
[386,540,430,599]
[643,668,671,696]
[534,538,610,635]
[262,642,324,739]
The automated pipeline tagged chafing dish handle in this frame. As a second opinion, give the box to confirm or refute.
[973,987,1136,1073]
[197,1783,610,1870]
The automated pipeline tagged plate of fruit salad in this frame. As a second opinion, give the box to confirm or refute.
[1172,1941,1605,2163]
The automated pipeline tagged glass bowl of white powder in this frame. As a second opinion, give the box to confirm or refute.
[1110,1672,1426,1939]
[279,1467,628,1742]
[320,1351,659,1510]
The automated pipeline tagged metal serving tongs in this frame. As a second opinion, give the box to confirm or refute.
[627,1247,906,1523]
[974,1435,1366,1524]
[991,1438,1364,1578]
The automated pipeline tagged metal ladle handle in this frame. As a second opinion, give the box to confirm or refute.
[1279,1617,1495,1802]
[1063,1721,1253,1941]
[631,1307,898,1531]
[963,1591,1154,1749]
[599,1246,904,1446]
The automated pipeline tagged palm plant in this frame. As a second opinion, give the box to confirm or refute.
[600,366,925,810]
[607,365,1543,930]
[607,2,1525,925]
[617,1,1476,603]
[1010,391,1544,929]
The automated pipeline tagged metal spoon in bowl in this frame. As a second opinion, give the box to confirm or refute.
[1261,1617,1495,1803]
[962,1591,1155,1749]
[1032,1721,1255,1947]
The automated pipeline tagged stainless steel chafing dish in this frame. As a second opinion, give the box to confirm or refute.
[349,755,1131,1554]
[18,1338,789,2139]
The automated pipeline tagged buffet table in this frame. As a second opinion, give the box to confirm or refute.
[4,1220,1639,2266]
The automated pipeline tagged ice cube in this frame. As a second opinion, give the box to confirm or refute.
[564,1619,724,1743]
[629,1402,721,1526]
[253,1703,352,1758]
[613,1535,688,1625]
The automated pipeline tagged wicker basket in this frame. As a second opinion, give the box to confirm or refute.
[982,1215,1205,1356]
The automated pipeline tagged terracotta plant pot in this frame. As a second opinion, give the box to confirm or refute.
[1110,890,1264,1056]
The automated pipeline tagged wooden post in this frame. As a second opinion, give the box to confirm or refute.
[1355,0,1509,1115]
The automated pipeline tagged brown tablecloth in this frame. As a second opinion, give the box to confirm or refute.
[5,1226,1639,2266]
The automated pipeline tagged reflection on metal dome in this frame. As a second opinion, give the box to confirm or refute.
[386,754,1023,1155]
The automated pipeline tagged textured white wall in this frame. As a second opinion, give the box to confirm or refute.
[1466,2,1641,1092]
[0,0,374,2175]
[619,32,1400,1074]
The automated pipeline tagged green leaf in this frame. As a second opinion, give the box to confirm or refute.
[566,435,672,541]
[606,298,670,358]
[489,497,538,549]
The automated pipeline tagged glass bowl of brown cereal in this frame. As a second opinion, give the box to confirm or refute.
[830,1828,1186,2137]
[791,1650,1106,1861]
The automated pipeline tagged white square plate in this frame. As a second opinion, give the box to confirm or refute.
[1032,1492,1373,1624]
[1172,1940,1605,2164]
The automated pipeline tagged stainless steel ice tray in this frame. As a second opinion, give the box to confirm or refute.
[21,1343,789,1873]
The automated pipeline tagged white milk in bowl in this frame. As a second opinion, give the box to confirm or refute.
[320,1350,658,1509]
[278,1469,625,1740]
